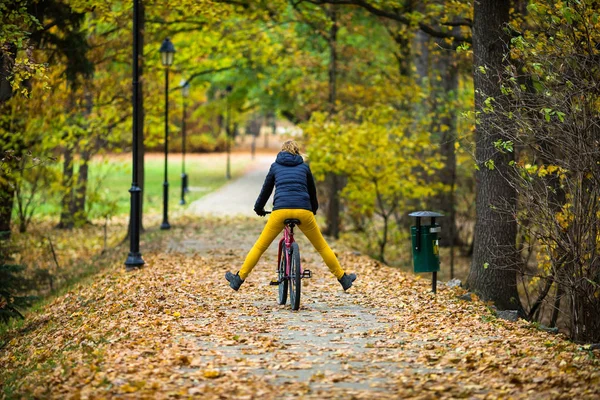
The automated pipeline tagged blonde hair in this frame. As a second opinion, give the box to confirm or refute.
[281,140,300,155]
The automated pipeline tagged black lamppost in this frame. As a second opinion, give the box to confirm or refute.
[225,85,233,180]
[125,0,145,270]
[159,37,175,230]
[179,79,190,205]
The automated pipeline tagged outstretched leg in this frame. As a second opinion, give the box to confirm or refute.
[297,210,345,280]
[238,212,286,280]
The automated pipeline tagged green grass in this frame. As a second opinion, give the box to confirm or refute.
[30,154,251,219]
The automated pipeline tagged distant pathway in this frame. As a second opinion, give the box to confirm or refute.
[188,154,273,216]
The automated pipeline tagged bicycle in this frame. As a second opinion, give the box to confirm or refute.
[266,211,312,310]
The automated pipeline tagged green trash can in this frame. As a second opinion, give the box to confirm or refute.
[409,211,444,293]
[411,225,441,273]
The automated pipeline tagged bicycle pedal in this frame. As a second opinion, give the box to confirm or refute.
[302,270,312,278]
[269,280,280,286]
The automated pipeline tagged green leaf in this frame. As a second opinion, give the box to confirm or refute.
[456,43,471,53]
[494,140,513,153]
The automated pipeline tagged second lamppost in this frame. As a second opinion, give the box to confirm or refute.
[180,79,190,205]
[160,37,175,230]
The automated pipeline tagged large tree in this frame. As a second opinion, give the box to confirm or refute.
[466,0,521,311]
[0,1,43,239]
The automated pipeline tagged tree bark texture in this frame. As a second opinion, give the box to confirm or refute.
[467,0,522,311]
[413,30,429,84]
[0,43,17,104]
[0,46,20,237]
[57,145,75,229]
[324,4,343,239]
[72,87,93,224]
[411,27,428,130]
[327,5,338,116]
[431,44,459,247]
[324,173,342,238]
[0,175,15,240]
[73,149,90,223]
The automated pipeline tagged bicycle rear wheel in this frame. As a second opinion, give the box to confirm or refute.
[289,242,301,310]
[278,241,288,305]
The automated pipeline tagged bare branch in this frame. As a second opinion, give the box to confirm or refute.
[305,0,472,43]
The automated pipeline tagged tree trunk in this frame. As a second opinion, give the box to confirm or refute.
[0,43,17,104]
[324,173,342,238]
[57,145,75,229]
[467,0,522,312]
[72,87,93,225]
[327,5,337,116]
[431,44,459,247]
[73,149,90,224]
[550,281,563,328]
[0,44,18,239]
[324,4,343,239]
[264,113,270,149]
[378,212,388,264]
[413,31,429,84]
[0,174,15,240]
[572,285,600,343]
[410,27,428,133]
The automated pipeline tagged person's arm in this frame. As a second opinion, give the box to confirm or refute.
[307,166,319,215]
[254,165,275,215]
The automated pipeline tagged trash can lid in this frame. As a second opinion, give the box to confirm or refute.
[408,211,444,217]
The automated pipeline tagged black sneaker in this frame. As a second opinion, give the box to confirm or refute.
[225,271,244,291]
[338,273,357,291]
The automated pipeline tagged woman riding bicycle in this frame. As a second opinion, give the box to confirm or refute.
[225,140,357,291]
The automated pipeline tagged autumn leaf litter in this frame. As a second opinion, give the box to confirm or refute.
[1,216,598,399]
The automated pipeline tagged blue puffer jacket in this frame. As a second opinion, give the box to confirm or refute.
[254,151,319,213]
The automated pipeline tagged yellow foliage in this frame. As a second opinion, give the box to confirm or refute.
[305,106,445,220]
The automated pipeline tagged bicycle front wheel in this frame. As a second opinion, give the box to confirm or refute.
[278,241,288,305]
[289,242,301,311]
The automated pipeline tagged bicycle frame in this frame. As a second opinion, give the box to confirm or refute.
[268,213,311,310]
[277,223,297,277]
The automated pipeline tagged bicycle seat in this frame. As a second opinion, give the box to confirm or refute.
[284,218,301,226]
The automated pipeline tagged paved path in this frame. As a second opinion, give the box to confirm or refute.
[181,155,413,395]
[188,154,274,217]
[175,163,454,397]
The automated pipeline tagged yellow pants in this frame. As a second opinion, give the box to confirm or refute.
[239,209,345,280]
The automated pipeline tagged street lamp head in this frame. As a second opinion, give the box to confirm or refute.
[180,78,190,97]
[159,37,175,67]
